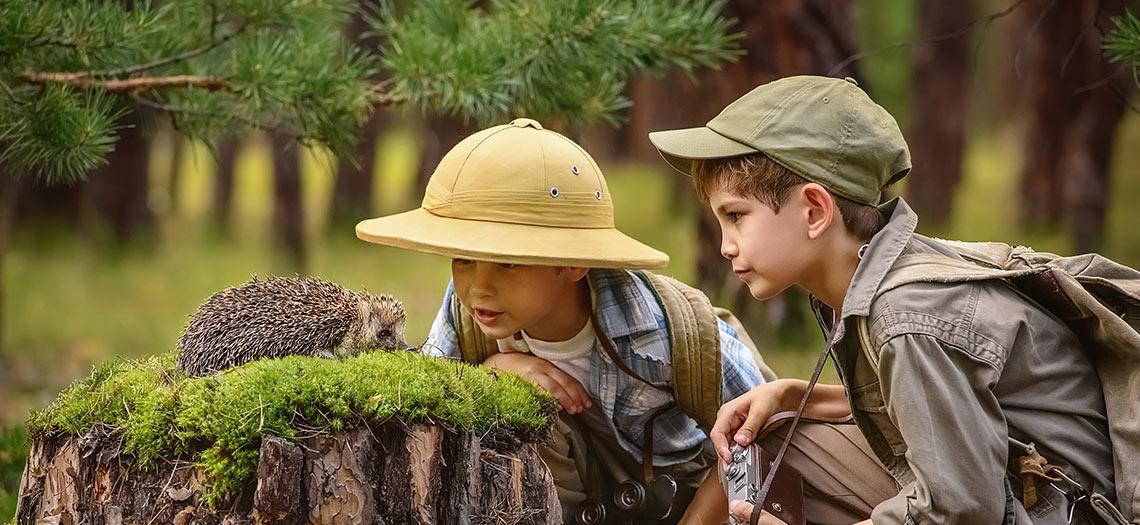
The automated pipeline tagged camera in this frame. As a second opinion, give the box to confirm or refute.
[718,443,762,525]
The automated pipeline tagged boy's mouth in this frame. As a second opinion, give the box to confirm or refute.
[733,268,750,278]
[473,308,503,325]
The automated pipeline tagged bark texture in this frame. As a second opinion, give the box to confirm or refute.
[904,0,974,225]
[16,424,559,525]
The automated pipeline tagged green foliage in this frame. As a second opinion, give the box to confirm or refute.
[0,0,738,183]
[0,0,372,182]
[373,0,740,128]
[0,425,27,523]
[0,86,126,185]
[1105,8,1140,72]
[27,350,555,504]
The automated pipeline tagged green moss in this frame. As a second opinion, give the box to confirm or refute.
[28,351,556,505]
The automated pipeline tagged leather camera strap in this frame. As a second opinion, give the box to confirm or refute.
[751,330,835,525]
[592,313,676,483]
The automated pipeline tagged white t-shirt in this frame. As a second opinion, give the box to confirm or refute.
[519,317,597,396]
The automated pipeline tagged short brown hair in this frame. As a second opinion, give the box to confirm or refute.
[691,154,887,241]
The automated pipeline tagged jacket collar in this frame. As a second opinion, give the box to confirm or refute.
[836,197,918,321]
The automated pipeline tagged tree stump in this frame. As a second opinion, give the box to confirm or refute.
[15,423,559,525]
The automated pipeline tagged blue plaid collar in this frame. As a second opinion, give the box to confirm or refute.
[587,268,662,339]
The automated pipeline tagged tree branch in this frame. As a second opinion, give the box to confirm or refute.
[23,72,230,92]
[827,0,1031,77]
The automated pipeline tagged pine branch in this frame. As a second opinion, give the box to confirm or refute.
[23,72,230,92]
[72,26,247,80]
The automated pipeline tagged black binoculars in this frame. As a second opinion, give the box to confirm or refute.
[573,474,679,524]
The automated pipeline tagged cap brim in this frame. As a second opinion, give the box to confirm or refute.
[648,127,758,176]
[356,208,669,269]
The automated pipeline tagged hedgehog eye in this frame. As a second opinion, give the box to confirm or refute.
[378,329,391,338]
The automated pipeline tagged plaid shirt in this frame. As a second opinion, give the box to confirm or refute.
[424,268,766,466]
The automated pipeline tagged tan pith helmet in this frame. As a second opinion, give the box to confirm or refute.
[355,118,669,269]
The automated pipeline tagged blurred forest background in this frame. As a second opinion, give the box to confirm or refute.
[4,0,1140,516]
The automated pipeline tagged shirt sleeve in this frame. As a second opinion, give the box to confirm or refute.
[422,280,461,359]
[869,333,1009,525]
[717,317,765,404]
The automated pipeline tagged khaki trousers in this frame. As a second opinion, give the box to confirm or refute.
[543,412,897,525]
[754,421,898,524]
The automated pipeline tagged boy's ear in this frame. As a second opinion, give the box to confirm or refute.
[801,183,836,240]
[560,267,590,282]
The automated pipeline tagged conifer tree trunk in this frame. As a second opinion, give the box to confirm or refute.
[1015,0,1128,251]
[87,114,153,242]
[331,113,383,228]
[211,137,239,236]
[905,0,974,226]
[329,9,384,229]
[272,133,307,272]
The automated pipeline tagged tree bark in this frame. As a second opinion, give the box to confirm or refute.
[1015,0,1128,251]
[16,424,559,525]
[211,137,240,236]
[272,132,307,273]
[328,9,386,229]
[330,113,383,228]
[905,0,974,226]
[87,113,154,242]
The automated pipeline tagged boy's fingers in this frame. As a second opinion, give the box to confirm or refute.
[544,367,591,410]
[535,377,577,412]
[710,409,742,463]
[729,499,754,521]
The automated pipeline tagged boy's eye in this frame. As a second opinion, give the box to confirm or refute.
[725,212,742,222]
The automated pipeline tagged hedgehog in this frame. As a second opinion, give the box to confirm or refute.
[177,276,413,377]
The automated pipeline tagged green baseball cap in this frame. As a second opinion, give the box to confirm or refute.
[648,75,911,205]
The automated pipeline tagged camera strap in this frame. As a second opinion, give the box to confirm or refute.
[750,325,836,525]
[592,313,677,484]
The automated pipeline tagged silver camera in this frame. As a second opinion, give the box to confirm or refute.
[718,443,762,524]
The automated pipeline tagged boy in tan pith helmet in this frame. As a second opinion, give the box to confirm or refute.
[356,117,774,524]
[650,75,1120,525]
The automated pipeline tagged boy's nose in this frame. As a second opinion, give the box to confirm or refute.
[470,261,496,296]
[720,238,738,259]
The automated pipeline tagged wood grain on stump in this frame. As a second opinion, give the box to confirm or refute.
[16,424,559,525]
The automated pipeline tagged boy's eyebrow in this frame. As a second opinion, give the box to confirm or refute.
[713,196,748,214]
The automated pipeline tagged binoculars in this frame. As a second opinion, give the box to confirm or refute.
[573,474,679,524]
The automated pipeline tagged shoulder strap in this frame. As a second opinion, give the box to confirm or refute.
[635,270,723,433]
[451,291,499,364]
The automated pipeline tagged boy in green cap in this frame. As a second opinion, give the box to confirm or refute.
[650,76,1116,524]
[358,118,791,524]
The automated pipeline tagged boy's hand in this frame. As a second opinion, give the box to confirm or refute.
[710,381,789,464]
[729,500,787,524]
[483,352,592,414]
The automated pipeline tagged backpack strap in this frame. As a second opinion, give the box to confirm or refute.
[870,247,1140,522]
[634,270,722,433]
[451,291,499,364]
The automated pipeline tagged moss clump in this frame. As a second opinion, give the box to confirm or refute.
[28,351,556,504]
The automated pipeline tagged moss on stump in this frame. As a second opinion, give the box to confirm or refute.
[16,351,558,523]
